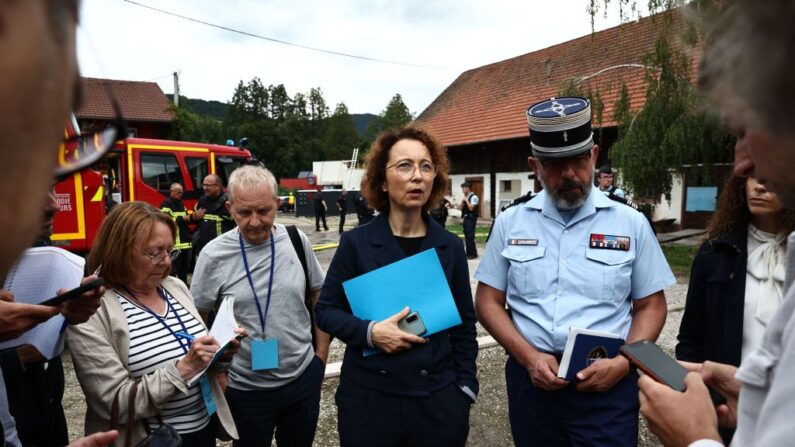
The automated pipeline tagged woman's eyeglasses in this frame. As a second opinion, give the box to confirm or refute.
[138,247,180,264]
[386,160,437,178]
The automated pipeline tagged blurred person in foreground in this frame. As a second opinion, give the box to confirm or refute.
[676,175,795,443]
[67,202,243,446]
[0,0,118,445]
[316,126,478,446]
[638,1,795,445]
[0,182,105,446]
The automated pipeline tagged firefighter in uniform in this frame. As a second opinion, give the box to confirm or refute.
[160,182,193,283]
[474,97,675,446]
[193,174,235,258]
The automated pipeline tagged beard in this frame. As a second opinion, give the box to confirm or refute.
[540,176,592,210]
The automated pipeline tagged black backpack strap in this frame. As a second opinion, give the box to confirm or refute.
[286,225,316,349]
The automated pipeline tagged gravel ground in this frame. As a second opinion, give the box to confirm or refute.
[61,214,689,446]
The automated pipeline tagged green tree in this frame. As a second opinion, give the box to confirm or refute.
[577,2,733,201]
[168,102,224,144]
[380,94,413,132]
[324,103,360,161]
[609,35,732,200]
[359,93,413,151]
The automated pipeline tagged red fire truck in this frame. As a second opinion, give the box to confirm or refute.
[52,138,254,253]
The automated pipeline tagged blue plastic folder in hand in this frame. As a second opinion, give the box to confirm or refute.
[342,248,462,356]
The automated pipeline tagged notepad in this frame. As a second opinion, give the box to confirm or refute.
[342,248,462,356]
[557,326,624,380]
[187,296,243,385]
[0,247,84,359]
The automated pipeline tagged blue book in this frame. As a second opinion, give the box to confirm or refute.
[342,248,462,356]
[557,327,625,381]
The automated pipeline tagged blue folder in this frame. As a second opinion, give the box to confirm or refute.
[557,327,625,381]
[342,248,462,356]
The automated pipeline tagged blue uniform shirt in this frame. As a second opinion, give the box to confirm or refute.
[475,189,675,352]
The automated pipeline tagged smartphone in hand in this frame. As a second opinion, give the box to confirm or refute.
[39,277,105,307]
[620,339,727,405]
[398,311,427,336]
[620,340,687,391]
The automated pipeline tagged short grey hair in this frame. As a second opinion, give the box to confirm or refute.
[227,165,278,202]
[699,0,795,137]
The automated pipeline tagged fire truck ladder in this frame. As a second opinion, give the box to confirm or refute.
[345,147,359,190]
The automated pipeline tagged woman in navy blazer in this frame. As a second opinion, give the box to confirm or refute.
[316,126,478,447]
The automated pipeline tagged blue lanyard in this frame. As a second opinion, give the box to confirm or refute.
[121,286,191,354]
[239,231,275,334]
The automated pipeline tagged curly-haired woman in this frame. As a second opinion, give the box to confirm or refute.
[676,175,795,442]
[316,126,478,447]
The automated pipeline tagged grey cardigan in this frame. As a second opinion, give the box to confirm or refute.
[66,276,238,444]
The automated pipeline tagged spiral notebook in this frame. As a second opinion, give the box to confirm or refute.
[0,247,84,359]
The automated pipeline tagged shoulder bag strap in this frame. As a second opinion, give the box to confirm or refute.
[286,225,315,349]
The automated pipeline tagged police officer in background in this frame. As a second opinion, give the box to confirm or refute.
[460,182,479,259]
[474,97,674,446]
[597,165,627,203]
[193,174,234,257]
[160,182,193,282]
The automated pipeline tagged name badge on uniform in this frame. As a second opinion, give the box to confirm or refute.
[589,234,631,251]
[251,339,279,371]
[508,238,538,246]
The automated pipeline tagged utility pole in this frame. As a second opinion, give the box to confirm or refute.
[173,71,180,107]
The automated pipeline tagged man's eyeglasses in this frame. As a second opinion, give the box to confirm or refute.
[386,160,437,178]
[538,153,592,172]
[202,183,219,188]
[55,83,128,177]
[138,247,180,264]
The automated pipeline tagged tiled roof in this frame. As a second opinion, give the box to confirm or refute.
[76,77,175,123]
[416,12,701,147]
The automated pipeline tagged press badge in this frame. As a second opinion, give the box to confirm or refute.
[199,376,217,416]
[508,238,538,246]
[251,339,279,371]
[589,233,631,251]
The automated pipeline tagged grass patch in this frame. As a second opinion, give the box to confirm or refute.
[445,223,490,243]
[661,245,698,278]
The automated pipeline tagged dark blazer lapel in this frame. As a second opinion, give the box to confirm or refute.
[368,214,403,268]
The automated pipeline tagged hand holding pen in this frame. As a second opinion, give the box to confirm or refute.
[175,334,220,381]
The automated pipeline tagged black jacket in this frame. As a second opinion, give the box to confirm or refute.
[160,196,191,248]
[316,214,478,397]
[194,192,234,253]
[676,228,746,367]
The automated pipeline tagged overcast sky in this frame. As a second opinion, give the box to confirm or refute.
[77,0,648,115]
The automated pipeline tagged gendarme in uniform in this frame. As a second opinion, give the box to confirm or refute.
[474,97,675,446]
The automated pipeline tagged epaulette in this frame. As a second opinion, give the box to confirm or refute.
[501,192,535,212]
[488,192,536,242]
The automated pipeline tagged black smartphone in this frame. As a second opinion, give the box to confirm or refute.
[620,340,727,405]
[620,340,687,391]
[39,277,105,307]
[398,311,427,336]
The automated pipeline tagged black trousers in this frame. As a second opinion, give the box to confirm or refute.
[505,356,639,446]
[462,216,477,257]
[336,378,471,447]
[315,209,328,230]
[0,353,68,446]
[339,211,346,233]
[226,356,325,447]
